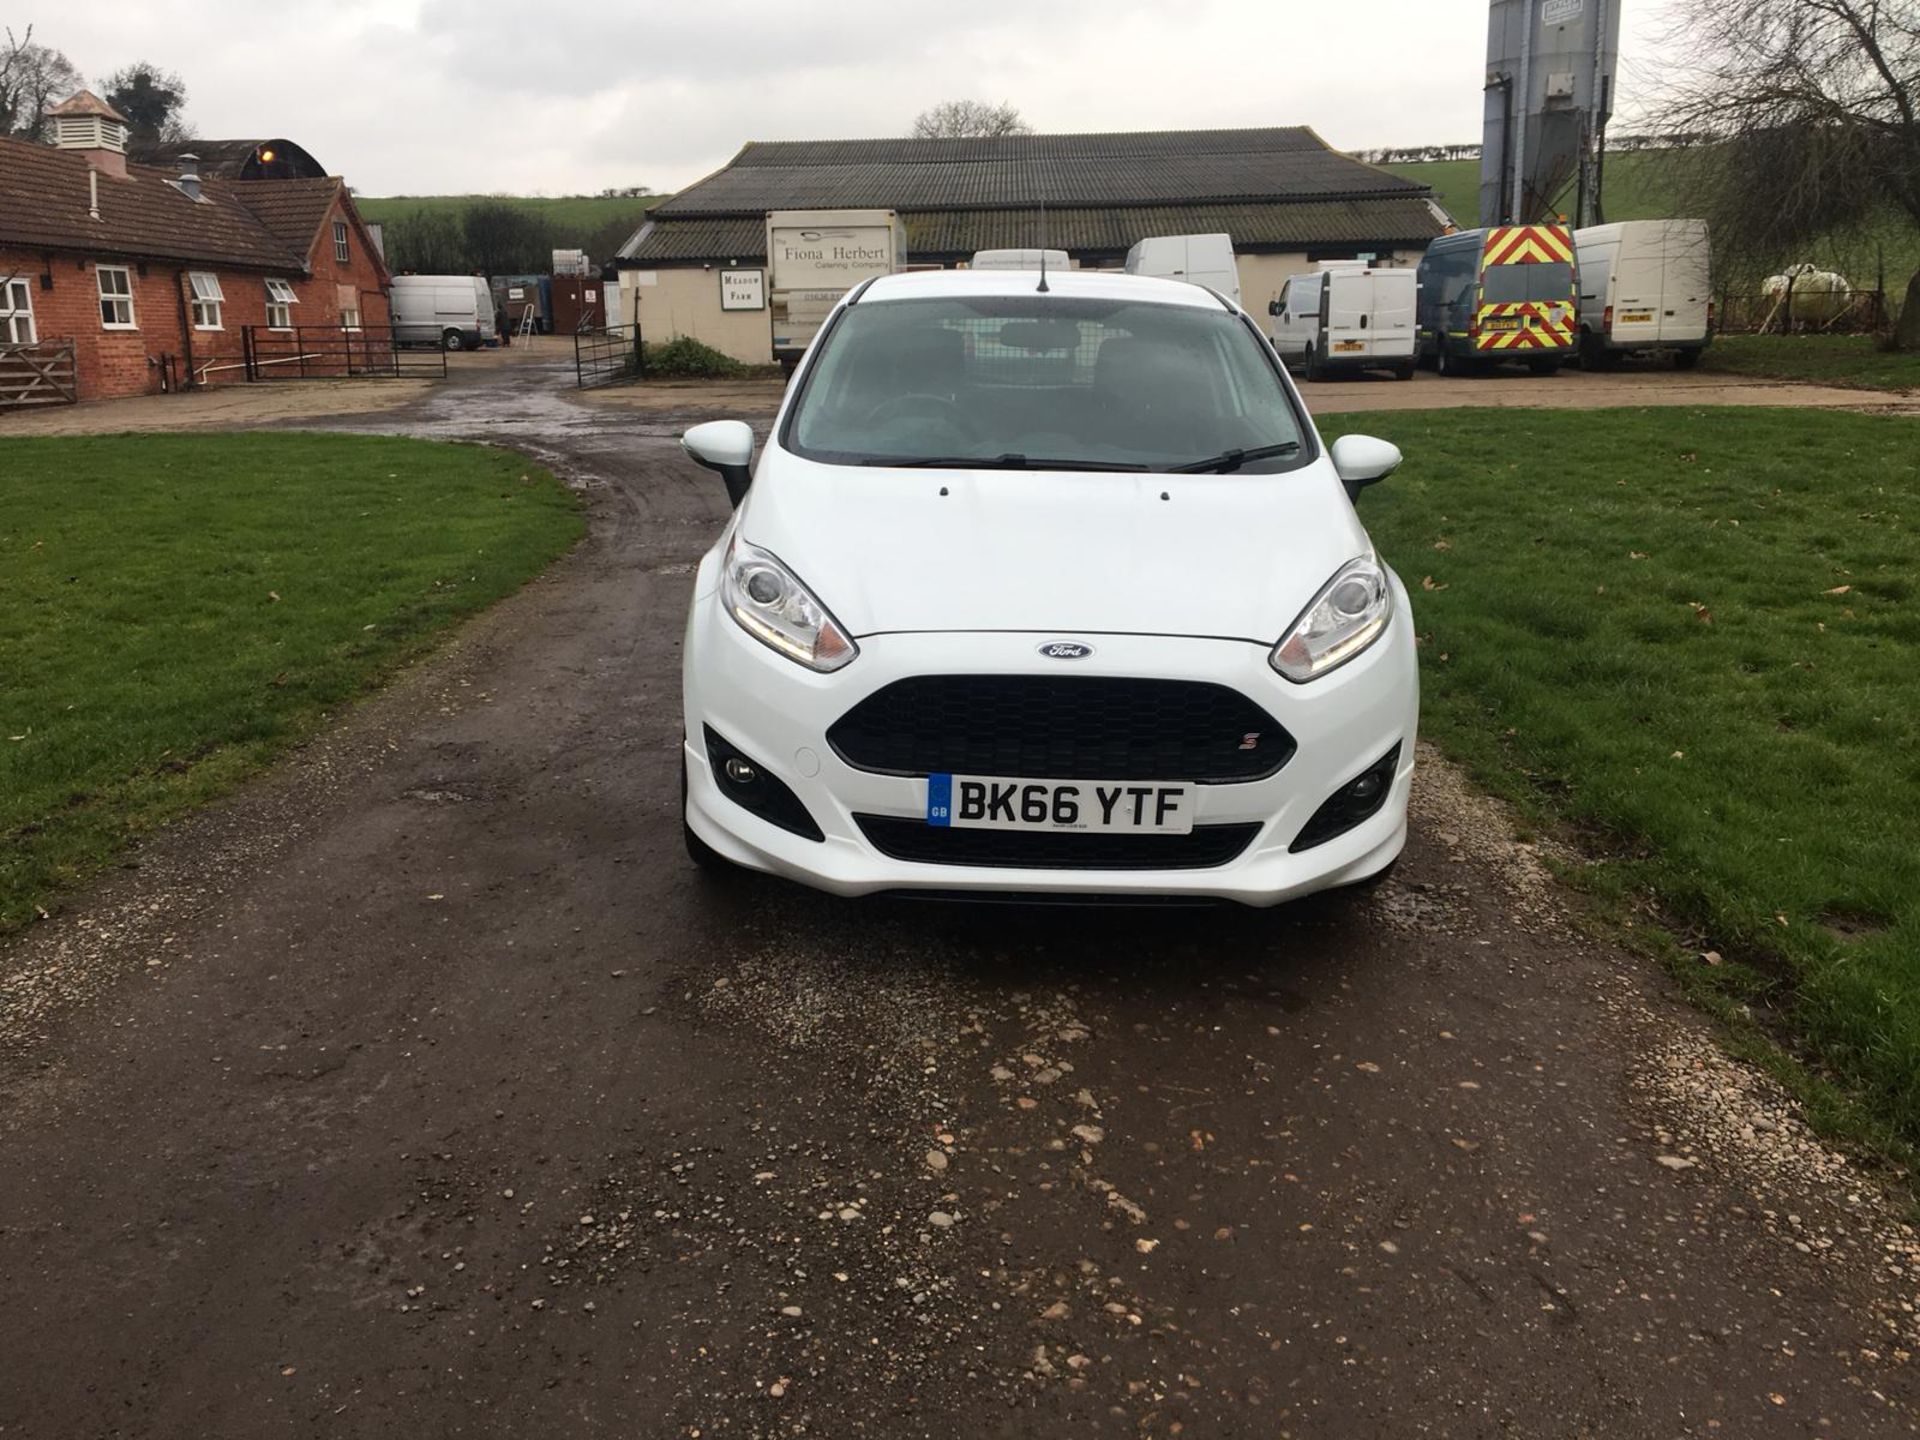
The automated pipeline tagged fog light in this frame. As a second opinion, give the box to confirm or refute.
[1290,743,1402,853]
[702,727,824,842]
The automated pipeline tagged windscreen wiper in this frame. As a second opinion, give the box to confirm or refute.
[866,453,1148,472]
[1167,441,1302,474]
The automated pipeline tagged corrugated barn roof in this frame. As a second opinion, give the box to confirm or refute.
[619,126,1440,266]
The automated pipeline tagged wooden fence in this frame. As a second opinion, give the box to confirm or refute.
[0,339,78,411]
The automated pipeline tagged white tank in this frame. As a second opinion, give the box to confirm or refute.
[1763,265,1853,325]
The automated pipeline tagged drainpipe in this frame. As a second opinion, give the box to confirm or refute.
[174,267,197,390]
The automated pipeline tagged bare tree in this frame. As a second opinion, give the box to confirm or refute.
[910,99,1032,140]
[1654,0,1920,348]
[0,26,83,141]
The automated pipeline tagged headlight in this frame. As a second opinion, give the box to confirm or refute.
[1270,555,1392,682]
[721,537,858,672]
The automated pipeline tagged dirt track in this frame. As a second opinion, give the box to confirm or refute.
[2,353,1917,1438]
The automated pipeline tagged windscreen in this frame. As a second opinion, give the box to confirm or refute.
[785,294,1307,472]
[1480,262,1573,304]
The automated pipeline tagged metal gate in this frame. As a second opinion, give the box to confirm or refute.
[241,326,448,381]
[0,340,78,410]
[574,324,645,388]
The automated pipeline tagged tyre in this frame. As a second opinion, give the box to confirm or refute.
[1304,344,1325,382]
[1674,349,1702,370]
[1393,361,1416,381]
[1436,342,1457,378]
[1526,357,1560,376]
[442,329,467,352]
[1579,331,1618,371]
[681,757,733,872]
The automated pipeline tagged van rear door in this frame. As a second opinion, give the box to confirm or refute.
[1609,228,1665,347]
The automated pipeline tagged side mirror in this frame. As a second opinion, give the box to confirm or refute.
[682,420,754,507]
[1267,299,1283,317]
[1329,434,1402,502]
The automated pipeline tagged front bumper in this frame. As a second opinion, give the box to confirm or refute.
[681,578,1419,906]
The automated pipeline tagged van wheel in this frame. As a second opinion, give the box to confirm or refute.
[1526,357,1560,376]
[442,329,467,352]
[1304,344,1325,382]
[1436,343,1456,377]
[1393,361,1416,381]
[1674,349,1701,370]
[1579,332,1617,371]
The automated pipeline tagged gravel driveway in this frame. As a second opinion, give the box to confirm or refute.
[2,353,1915,1437]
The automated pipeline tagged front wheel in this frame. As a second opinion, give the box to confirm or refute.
[1304,343,1325,382]
[681,757,733,872]
[442,328,468,352]
[1436,342,1457,377]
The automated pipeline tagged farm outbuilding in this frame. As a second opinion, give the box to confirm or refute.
[614,126,1448,364]
[0,91,389,406]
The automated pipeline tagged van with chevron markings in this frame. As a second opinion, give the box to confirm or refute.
[1415,224,1578,376]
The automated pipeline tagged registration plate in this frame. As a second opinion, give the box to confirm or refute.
[1487,317,1522,330]
[927,775,1195,835]
[1620,311,1655,324]
[1333,340,1365,352]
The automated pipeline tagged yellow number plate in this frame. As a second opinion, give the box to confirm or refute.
[1620,311,1654,324]
[1334,340,1365,352]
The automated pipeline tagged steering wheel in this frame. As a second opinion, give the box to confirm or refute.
[866,392,977,437]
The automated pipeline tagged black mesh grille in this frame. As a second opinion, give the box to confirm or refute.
[828,676,1293,783]
[854,815,1261,870]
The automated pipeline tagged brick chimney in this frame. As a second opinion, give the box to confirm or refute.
[45,89,131,180]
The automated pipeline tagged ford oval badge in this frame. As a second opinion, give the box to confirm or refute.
[1039,641,1094,660]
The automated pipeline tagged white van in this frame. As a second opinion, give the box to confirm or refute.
[1268,266,1417,380]
[1124,233,1240,306]
[390,275,496,351]
[1573,220,1712,368]
[970,249,1070,271]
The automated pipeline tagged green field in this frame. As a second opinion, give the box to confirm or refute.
[1703,335,1920,392]
[355,193,667,237]
[1322,406,1920,1152]
[0,434,583,936]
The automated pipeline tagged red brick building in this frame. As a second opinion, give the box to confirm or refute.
[0,91,390,402]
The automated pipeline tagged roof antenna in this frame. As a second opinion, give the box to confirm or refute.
[1034,145,1050,293]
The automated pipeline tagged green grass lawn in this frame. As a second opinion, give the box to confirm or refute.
[1703,335,1920,393]
[0,434,583,936]
[1322,407,1920,1149]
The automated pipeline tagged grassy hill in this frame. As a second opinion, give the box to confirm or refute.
[354,193,668,239]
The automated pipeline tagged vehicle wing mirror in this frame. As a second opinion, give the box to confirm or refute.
[1329,434,1403,502]
[681,420,755,507]
[1267,298,1283,317]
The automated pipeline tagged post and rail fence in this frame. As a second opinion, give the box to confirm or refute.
[574,324,645,389]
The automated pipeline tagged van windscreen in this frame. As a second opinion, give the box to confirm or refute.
[1481,262,1572,304]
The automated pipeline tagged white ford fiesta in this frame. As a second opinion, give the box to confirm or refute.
[678,268,1417,906]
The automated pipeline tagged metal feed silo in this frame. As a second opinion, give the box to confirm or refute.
[1480,0,1622,228]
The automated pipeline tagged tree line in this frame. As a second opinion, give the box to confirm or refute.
[374,200,652,278]
[2,27,191,154]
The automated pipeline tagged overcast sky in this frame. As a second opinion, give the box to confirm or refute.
[29,0,1681,196]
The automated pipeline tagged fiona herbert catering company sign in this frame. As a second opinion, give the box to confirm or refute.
[721,269,766,311]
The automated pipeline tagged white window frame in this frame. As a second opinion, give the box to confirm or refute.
[264,277,298,330]
[97,265,136,330]
[333,220,350,264]
[188,271,225,330]
[1,275,35,344]
[339,307,362,332]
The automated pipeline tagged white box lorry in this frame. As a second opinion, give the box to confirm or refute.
[1573,219,1712,368]
[1123,234,1240,306]
[970,248,1070,271]
[766,209,907,370]
[390,275,495,351]
[1268,265,1417,380]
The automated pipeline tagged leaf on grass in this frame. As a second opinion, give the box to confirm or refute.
[1629,551,1649,560]
[1420,575,1449,592]
[1825,585,1851,595]
[267,590,280,602]
[1433,538,1452,552]
[1690,603,1712,624]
